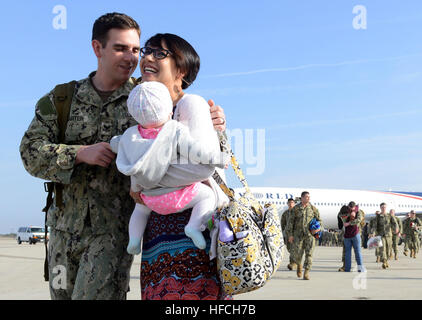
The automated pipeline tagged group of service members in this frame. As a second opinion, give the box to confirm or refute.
[368,207,421,269]
[319,229,344,247]
[280,196,422,278]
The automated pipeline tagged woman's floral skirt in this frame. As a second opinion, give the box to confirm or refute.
[141,209,230,300]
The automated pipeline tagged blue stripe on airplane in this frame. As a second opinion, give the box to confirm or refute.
[390,191,422,197]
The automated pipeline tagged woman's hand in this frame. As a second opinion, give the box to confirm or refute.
[344,222,351,227]
[130,189,145,205]
[208,99,226,131]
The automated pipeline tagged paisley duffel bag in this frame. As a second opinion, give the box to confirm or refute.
[213,132,285,295]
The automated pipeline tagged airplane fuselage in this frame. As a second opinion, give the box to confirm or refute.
[233,187,422,230]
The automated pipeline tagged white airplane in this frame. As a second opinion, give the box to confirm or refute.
[233,187,422,230]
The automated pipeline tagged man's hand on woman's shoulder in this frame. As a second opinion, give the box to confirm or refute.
[208,99,226,131]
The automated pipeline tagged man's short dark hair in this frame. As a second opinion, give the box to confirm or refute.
[287,198,295,202]
[348,201,356,208]
[380,202,386,207]
[301,191,309,198]
[92,12,140,47]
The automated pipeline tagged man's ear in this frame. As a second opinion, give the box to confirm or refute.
[92,39,103,58]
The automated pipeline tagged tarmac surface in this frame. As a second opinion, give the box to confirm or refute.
[1,237,421,300]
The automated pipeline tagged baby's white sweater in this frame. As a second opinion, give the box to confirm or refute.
[112,94,228,203]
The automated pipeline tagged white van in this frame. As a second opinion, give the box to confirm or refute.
[16,226,47,244]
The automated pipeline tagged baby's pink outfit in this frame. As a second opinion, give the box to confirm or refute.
[137,125,199,215]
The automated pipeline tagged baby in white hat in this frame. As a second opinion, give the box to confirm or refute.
[111,81,227,254]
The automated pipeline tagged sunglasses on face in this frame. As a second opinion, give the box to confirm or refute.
[140,47,172,60]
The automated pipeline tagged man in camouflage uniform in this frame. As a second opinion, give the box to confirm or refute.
[322,230,332,247]
[19,13,141,300]
[359,209,366,247]
[369,203,398,269]
[403,212,411,256]
[362,222,369,249]
[280,198,296,270]
[328,231,332,246]
[337,207,346,270]
[19,13,227,300]
[369,211,382,262]
[286,191,322,280]
[403,210,422,258]
[337,230,344,247]
[389,209,402,260]
[327,231,333,246]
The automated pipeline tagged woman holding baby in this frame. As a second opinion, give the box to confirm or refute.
[125,33,230,300]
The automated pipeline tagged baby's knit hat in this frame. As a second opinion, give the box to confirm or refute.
[127,81,173,127]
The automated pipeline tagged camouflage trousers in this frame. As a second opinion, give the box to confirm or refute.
[406,234,420,252]
[292,236,315,270]
[48,226,133,300]
[378,235,392,262]
[375,247,380,258]
[391,234,400,256]
[403,237,409,253]
[284,235,294,264]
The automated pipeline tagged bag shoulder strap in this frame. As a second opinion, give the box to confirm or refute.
[212,130,262,212]
[53,80,77,143]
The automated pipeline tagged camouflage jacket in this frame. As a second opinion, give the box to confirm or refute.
[286,203,321,238]
[403,217,422,235]
[393,216,403,234]
[359,210,366,229]
[19,73,138,235]
[338,209,364,227]
[371,213,398,237]
[280,208,293,234]
[369,215,377,234]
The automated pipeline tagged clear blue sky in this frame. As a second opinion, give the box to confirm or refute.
[1,0,422,233]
